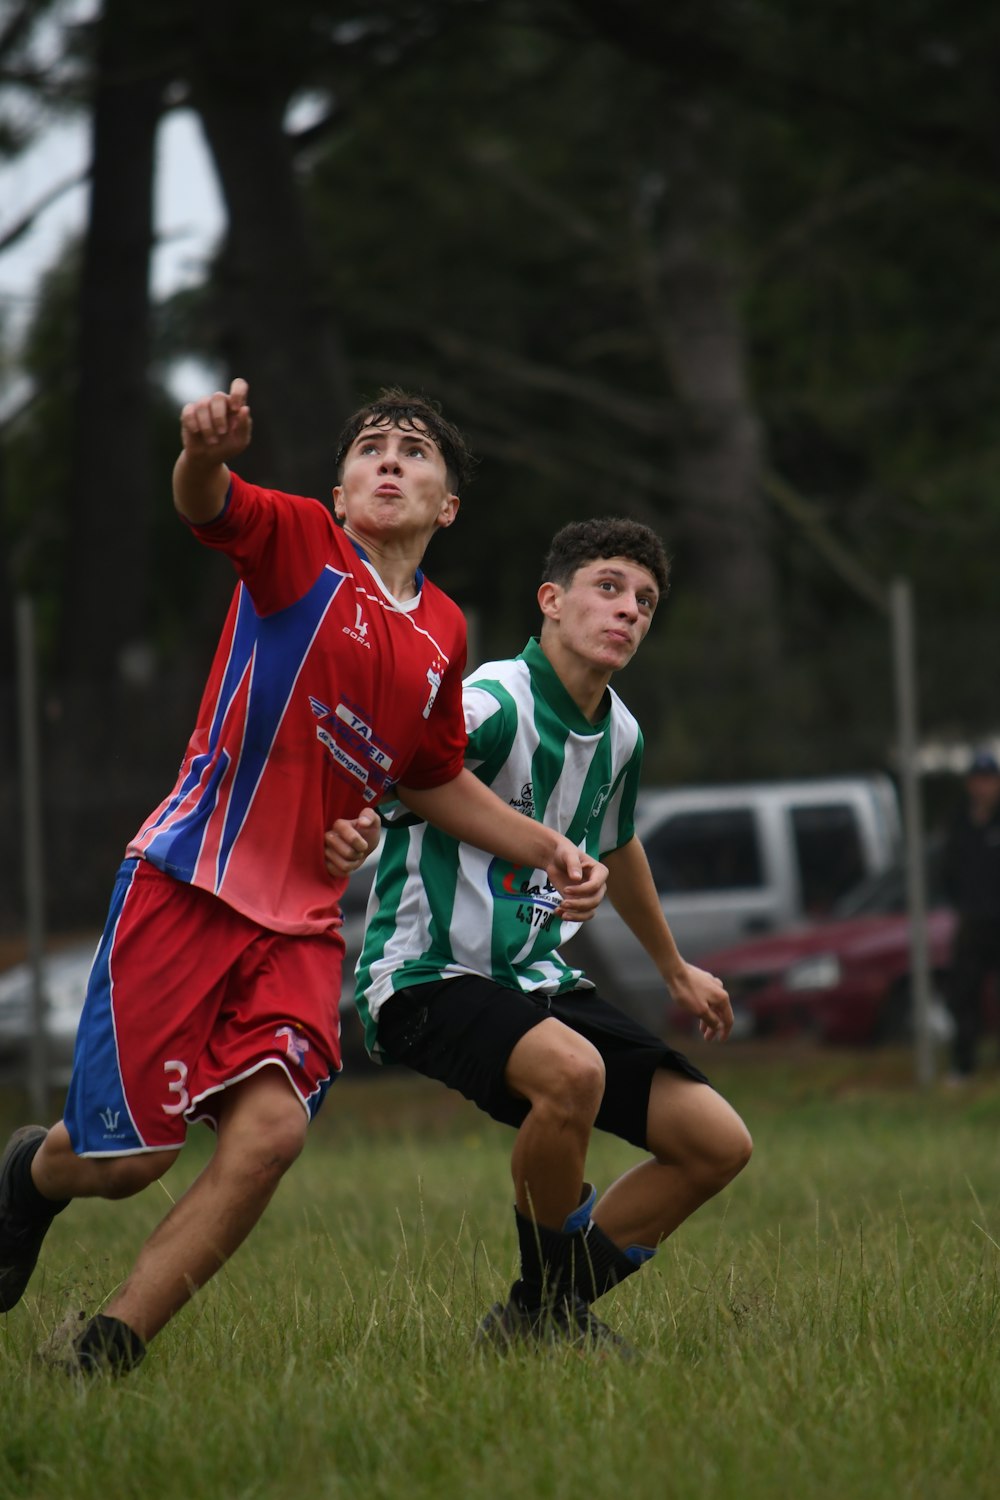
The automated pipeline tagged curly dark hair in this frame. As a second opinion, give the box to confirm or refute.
[541,517,670,596]
[333,387,477,492]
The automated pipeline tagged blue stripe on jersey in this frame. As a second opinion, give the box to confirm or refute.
[145,565,349,884]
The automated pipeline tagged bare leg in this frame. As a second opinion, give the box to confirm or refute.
[504,1018,605,1228]
[592,1072,752,1249]
[32,1122,179,1201]
[102,1069,307,1342]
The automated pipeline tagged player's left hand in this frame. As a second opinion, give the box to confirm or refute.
[667,963,734,1042]
[324,808,381,878]
[546,844,608,921]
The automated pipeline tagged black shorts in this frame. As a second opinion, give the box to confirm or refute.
[375,977,710,1151]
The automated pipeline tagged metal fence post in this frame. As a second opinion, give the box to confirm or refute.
[889,578,934,1087]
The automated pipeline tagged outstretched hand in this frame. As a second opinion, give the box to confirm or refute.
[324,808,382,878]
[180,377,252,464]
[668,963,734,1042]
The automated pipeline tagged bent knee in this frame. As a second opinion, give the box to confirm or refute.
[261,1116,307,1175]
[650,1089,753,1189]
[533,1050,606,1125]
[715,1119,753,1184]
[692,1113,753,1189]
[221,1109,307,1185]
[215,1072,309,1177]
[507,1021,606,1126]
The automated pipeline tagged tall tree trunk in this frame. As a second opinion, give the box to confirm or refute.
[632,111,779,637]
[568,0,785,769]
[630,110,785,770]
[60,0,167,682]
[47,2,181,924]
[191,81,352,499]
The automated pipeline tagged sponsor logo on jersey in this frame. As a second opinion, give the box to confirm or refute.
[487,860,562,934]
[487,861,562,914]
[509,781,535,818]
[309,695,397,801]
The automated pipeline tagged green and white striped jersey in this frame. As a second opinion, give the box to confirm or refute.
[355,637,644,1058]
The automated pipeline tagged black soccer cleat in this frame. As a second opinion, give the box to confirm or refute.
[0,1125,58,1312]
[475,1285,635,1360]
[35,1311,147,1376]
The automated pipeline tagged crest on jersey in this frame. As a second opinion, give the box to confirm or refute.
[422,656,445,719]
[589,783,612,823]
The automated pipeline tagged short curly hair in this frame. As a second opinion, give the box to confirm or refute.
[541,517,670,596]
[333,387,477,492]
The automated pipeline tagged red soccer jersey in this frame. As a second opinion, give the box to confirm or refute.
[128,473,468,934]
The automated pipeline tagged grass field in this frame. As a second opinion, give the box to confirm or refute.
[2,1045,999,1500]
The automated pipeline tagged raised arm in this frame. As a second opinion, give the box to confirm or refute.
[604,835,733,1041]
[397,768,607,921]
[173,377,253,525]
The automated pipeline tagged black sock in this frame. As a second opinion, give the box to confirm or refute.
[578,1221,644,1302]
[514,1206,586,1311]
[10,1134,69,1222]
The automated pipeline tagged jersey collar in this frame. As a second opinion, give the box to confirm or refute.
[519,636,610,734]
[348,536,424,603]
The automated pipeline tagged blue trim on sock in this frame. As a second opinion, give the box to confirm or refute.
[624,1243,656,1267]
[561,1183,597,1236]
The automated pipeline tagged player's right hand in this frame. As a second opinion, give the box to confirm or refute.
[180,377,252,459]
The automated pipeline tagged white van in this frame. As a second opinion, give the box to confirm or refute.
[565,775,902,1027]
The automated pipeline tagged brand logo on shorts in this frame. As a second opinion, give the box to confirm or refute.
[98,1106,128,1139]
[276,1025,310,1067]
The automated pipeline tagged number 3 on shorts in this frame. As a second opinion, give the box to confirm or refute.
[162,1058,190,1116]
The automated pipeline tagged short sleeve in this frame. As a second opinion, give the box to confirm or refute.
[188,472,339,614]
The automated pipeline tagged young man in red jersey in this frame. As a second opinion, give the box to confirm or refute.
[0,378,605,1373]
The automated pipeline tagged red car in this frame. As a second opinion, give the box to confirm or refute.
[672,856,958,1046]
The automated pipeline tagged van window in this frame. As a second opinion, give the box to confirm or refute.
[790,803,865,916]
[645,809,764,894]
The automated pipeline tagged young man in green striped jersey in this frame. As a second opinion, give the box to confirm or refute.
[343,518,752,1351]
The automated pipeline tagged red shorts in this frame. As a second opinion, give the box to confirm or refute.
[64,859,345,1156]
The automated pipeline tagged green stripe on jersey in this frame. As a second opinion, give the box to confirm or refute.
[355,637,644,1058]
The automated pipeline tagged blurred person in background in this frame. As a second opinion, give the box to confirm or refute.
[942,750,1000,1081]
